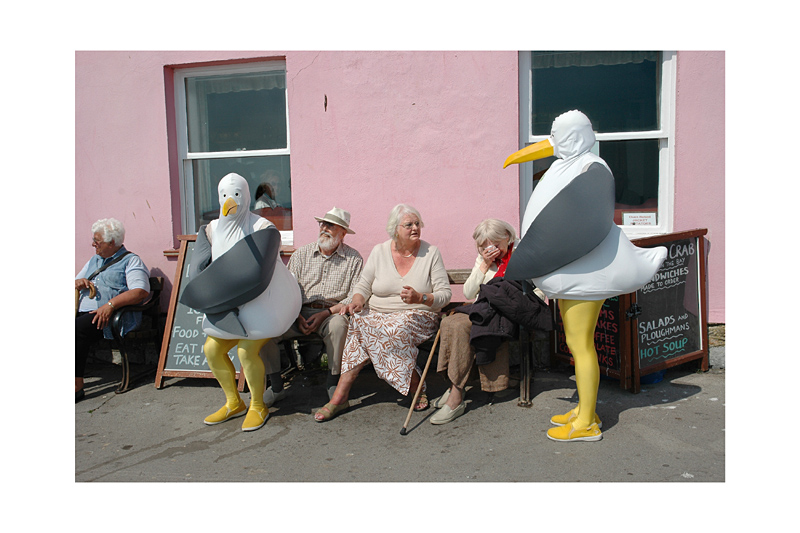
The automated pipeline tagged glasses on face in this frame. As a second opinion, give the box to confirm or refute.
[319,221,338,230]
[399,221,421,230]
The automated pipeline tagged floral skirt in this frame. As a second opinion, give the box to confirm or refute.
[341,309,439,396]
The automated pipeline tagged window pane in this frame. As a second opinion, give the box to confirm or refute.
[186,71,287,153]
[528,139,660,226]
[191,156,292,231]
[600,139,659,225]
[531,51,660,135]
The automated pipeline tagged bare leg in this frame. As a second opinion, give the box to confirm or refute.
[444,384,465,409]
[408,368,427,409]
[327,360,368,406]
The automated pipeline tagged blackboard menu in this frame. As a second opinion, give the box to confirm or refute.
[635,236,703,370]
[554,295,622,372]
[166,240,241,372]
[549,229,709,393]
[156,236,243,389]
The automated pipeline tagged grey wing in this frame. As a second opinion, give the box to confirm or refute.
[179,225,281,314]
[505,162,615,280]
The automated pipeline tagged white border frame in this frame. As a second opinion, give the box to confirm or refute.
[517,51,676,237]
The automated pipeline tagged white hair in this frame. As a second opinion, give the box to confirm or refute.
[92,218,125,245]
[386,204,424,240]
[472,218,516,249]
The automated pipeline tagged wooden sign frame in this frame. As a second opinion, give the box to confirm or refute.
[629,228,709,393]
[155,235,247,391]
[550,228,710,393]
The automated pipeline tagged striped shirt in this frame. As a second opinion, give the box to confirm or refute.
[287,241,364,307]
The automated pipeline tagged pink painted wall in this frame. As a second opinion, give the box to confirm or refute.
[674,51,725,323]
[75,51,724,322]
[285,52,520,285]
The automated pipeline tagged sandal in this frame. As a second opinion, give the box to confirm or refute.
[414,393,429,412]
[314,401,350,422]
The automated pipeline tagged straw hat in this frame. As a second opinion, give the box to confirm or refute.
[314,207,355,234]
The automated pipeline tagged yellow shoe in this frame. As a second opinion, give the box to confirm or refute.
[546,422,602,442]
[550,408,602,429]
[204,400,247,425]
[241,406,269,432]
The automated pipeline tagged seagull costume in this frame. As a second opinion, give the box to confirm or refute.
[180,173,300,431]
[504,110,666,442]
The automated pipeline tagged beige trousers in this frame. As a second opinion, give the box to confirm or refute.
[260,306,350,375]
[436,312,509,393]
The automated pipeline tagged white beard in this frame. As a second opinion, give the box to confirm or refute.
[317,231,342,254]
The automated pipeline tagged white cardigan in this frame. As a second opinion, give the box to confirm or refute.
[354,240,452,313]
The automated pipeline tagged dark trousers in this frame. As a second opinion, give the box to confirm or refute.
[76,312,105,378]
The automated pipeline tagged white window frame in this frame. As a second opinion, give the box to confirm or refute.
[174,60,292,243]
[517,51,676,236]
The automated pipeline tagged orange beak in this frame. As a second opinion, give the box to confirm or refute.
[503,138,555,168]
[222,197,238,217]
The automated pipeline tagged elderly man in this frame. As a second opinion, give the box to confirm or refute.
[261,207,363,404]
[75,218,150,402]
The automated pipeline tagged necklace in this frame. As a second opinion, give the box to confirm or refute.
[394,244,415,258]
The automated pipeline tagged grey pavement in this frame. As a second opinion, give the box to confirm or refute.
[76,351,725,483]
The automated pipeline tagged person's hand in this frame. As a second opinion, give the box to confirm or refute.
[75,278,97,294]
[401,285,421,305]
[75,278,96,299]
[295,313,312,335]
[479,244,501,272]
[90,303,114,330]
[341,302,363,316]
[341,295,365,316]
[304,310,330,333]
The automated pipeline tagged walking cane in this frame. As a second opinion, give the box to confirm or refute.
[75,284,96,316]
[400,327,441,435]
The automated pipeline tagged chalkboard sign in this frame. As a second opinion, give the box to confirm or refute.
[636,238,702,365]
[550,228,709,393]
[631,229,709,390]
[155,235,246,390]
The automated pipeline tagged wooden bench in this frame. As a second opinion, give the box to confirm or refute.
[277,270,471,374]
[278,270,545,406]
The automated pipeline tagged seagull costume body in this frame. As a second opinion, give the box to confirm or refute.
[180,173,300,431]
[504,110,667,442]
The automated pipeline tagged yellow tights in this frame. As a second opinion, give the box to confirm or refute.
[204,336,269,411]
[559,299,605,429]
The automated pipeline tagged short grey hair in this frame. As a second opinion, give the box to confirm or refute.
[92,218,125,246]
[472,218,516,249]
[386,204,424,240]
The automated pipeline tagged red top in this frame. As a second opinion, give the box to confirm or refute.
[494,248,513,279]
